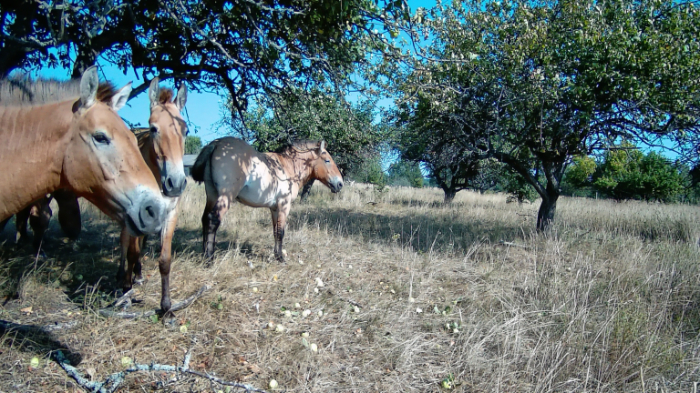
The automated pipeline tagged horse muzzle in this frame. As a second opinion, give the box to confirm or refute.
[125,186,167,236]
[329,178,344,193]
[161,162,188,197]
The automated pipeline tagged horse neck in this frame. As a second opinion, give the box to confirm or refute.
[0,101,74,220]
[277,150,316,187]
[139,133,161,186]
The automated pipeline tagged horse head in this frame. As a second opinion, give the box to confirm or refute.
[311,141,343,193]
[62,66,167,236]
[147,77,188,197]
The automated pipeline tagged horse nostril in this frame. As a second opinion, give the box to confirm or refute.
[145,205,155,219]
[166,177,174,191]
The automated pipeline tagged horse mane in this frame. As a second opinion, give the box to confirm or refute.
[275,140,321,155]
[158,88,174,104]
[0,76,118,107]
[134,127,151,149]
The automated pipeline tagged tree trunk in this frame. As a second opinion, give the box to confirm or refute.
[536,190,559,232]
[443,188,457,204]
[300,179,315,202]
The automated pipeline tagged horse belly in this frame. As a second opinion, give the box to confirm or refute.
[236,166,277,208]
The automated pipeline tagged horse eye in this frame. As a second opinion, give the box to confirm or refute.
[93,132,110,145]
[325,159,330,164]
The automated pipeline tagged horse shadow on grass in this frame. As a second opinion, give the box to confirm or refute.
[288,206,532,254]
[0,212,210,306]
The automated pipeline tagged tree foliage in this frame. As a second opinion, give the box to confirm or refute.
[1,0,405,111]
[592,148,685,202]
[389,0,700,230]
[229,88,386,177]
[184,135,202,155]
[387,160,423,188]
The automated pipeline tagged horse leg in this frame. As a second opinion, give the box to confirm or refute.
[133,235,147,284]
[14,205,31,244]
[158,205,179,314]
[54,190,81,240]
[116,226,130,289]
[123,235,142,293]
[201,200,214,257]
[203,196,229,259]
[271,203,290,262]
[29,197,52,252]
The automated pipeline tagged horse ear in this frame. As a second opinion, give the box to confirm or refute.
[176,83,187,110]
[79,66,99,109]
[149,77,160,107]
[319,141,326,152]
[110,82,132,112]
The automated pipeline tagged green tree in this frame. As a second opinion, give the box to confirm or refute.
[593,149,685,202]
[1,0,405,112]
[232,89,386,175]
[387,160,424,188]
[389,0,700,231]
[347,155,387,191]
[184,136,202,155]
[561,155,597,197]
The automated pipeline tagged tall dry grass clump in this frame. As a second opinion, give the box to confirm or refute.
[0,182,699,392]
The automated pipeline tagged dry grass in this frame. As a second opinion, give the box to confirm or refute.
[1,182,699,392]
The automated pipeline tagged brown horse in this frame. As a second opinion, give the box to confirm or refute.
[7,78,189,313]
[117,77,188,313]
[0,67,167,236]
[190,137,343,261]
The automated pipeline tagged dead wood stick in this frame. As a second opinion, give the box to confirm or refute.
[53,347,269,393]
[98,284,211,319]
[0,319,79,334]
[109,289,136,309]
[325,288,362,309]
[498,241,531,250]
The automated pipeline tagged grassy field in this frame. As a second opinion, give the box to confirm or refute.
[1,182,699,392]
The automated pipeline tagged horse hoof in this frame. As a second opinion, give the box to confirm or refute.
[133,276,145,285]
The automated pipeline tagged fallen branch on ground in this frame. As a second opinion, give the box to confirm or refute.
[98,284,211,319]
[0,319,79,334]
[53,346,269,393]
[108,289,136,309]
[325,288,362,309]
[498,241,531,250]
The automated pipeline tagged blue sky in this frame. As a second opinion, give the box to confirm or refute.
[30,0,437,145]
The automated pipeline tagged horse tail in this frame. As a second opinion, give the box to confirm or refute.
[191,140,217,183]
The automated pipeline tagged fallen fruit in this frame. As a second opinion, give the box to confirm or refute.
[121,356,133,368]
[269,379,278,389]
[310,343,318,352]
